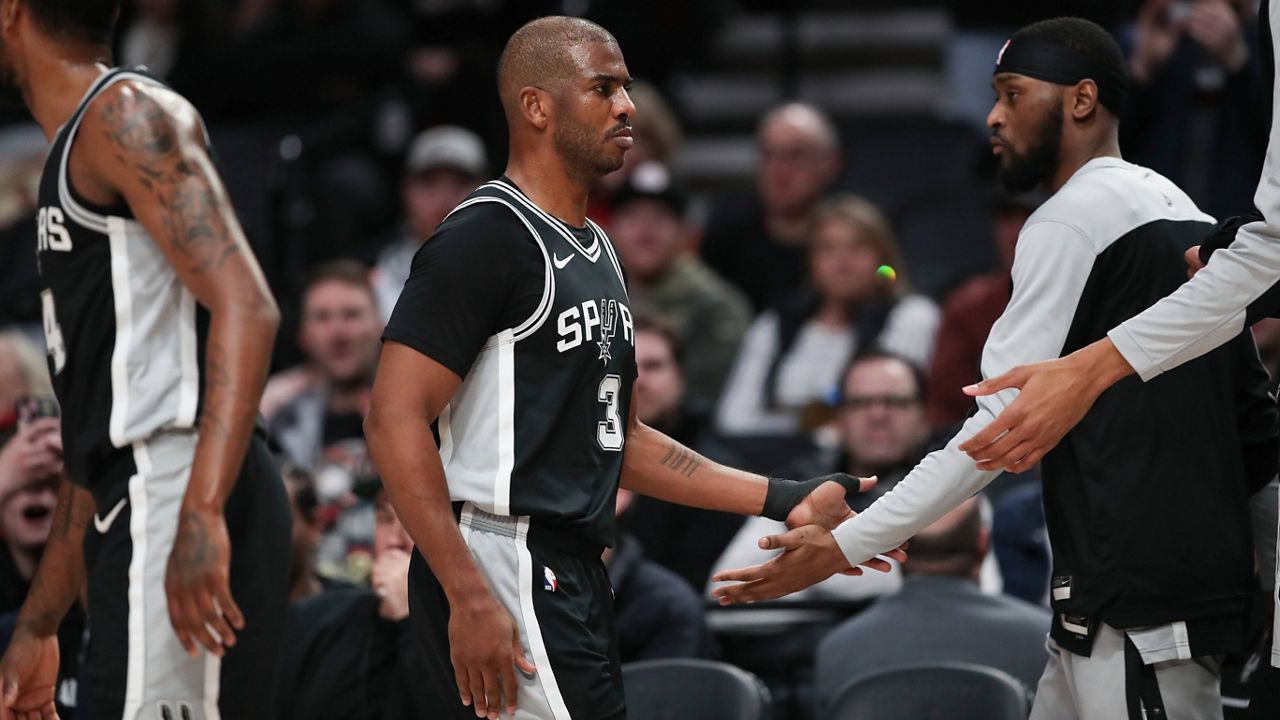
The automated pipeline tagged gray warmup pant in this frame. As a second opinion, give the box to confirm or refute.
[1030,623,1222,720]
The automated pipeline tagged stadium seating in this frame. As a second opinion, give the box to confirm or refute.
[826,661,1031,719]
[622,658,773,720]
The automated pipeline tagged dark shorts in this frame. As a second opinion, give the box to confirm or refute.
[79,432,290,720]
[408,503,625,720]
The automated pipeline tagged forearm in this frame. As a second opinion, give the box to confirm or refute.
[620,421,766,515]
[16,478,93,635]
[364,409,491,605]
[183,301,278,511]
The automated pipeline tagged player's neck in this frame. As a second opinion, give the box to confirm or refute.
[25,49,110,141]
[504,160,592,228]
[1049,132,1122,193]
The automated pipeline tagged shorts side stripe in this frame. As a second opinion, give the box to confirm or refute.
[122,442,152,719]
[515,517,572,720]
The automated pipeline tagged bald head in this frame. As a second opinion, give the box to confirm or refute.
[759,103,839,153]
[497,16,619,117]
[902,496,988,579]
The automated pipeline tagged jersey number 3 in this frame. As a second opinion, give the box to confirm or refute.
[597,374,624,451]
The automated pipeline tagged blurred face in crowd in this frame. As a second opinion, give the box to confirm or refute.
[0,339,28,416]
[633,329,683,426]
[374,492,412,559]
[1,477,57,553]
[402,168,478,243]
[988,74,1065,193]
[551,42,636,182]
[840,357,928,471]
[757,106,840,217]
[300,279,381,387]
[610,198,683,283]
[810,216,884,306]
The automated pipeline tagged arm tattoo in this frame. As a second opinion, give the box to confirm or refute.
[658,441,703,478]
[97,89,239,274]
[170,511,215,578]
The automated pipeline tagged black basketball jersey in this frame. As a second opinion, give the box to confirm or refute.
[35,67,209,485]
[383,178,637,548]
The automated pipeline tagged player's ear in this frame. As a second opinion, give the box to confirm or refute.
[519,86,551,131]
[1070,79,1099,122]
[0,0,19,35]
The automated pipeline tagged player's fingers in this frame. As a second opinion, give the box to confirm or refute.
[511,634,536,675]
[194,591,232,651]
[480,667,502,720]
[972,431,1029,471]
[41,701,59,720]
[711,563,767,584]
[468,668,488,719]
[958,411,1018,457]
[963,366,1028,398]
[216,584,245,632]
[166,596,199,656]
[861,558,894,574]
[838,567,865,576]
[188,622,223,658]
[856,475,877,493]
[453,664,471,707]
[500,661,520,715]
[883,547,909,564]
[759,527,806,551]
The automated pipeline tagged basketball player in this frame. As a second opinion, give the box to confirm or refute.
[713,18,1278,719]
[364,16,900,720]
[0,1,290,719]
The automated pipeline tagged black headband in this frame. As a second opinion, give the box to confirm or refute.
[994,37,1129,116]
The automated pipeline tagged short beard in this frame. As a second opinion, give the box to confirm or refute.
[998,104,1064,193]
[553,115,624,185]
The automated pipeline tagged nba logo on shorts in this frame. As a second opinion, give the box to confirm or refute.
[543,566,558,592]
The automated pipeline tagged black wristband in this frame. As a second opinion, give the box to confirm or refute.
[761,473,863,521]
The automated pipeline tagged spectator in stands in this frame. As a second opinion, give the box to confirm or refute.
[715,195,939,437]
[618,317,745,591]
[0,332,60,613]
[277,485,434,719]
[701,102,842,311]
[1122,0,1268,219]
[0,126,47,332]
[372,126,488,323]
[608,489,713,663]
[813,496,1051,709]
[269,260,380,475]
[0,332,81,718]
[283,461,331,603]
[926,193,1035,430]
[609,163,751,407]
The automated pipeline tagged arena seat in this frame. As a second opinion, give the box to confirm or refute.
[622,658,773,720]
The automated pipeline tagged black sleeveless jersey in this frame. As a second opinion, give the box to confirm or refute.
[35,67,209,485]
[383,178,637,548]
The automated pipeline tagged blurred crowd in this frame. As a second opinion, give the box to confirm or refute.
[0,1,1276,718]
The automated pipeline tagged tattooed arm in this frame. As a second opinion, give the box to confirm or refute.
[1,479,93,716]
[619,388,862,528]
[74,81,280,657]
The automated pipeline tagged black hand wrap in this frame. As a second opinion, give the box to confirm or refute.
[761,472,864,521]
[1199,212,1264,264]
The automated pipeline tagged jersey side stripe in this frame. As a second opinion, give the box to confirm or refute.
[446,196,555,341]
[483,181,601,262]
[494,330,516,516]
[107,218,135,447]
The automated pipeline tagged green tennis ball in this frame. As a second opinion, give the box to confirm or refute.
[877,265,897,282]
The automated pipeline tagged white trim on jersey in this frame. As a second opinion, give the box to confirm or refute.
[445,196,556,341]
[494,331,516,516]
[176,288,200,427]
[438,403,454,468]
[587,219,629,298]
[123,441,152,720]
[484,180,602,263]
[515,516,573,720]
[108,218,136,448]
[57,71,168,235]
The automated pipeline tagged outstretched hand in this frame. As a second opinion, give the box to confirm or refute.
[710,524,906,605]
[0,626,60,720]
[784,476,875,530]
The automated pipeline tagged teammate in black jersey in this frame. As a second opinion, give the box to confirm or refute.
[0,2,288,719]
[365,16,903,720]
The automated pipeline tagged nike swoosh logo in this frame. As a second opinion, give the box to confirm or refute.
[93,498,127,534]
[553,253,574,270]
